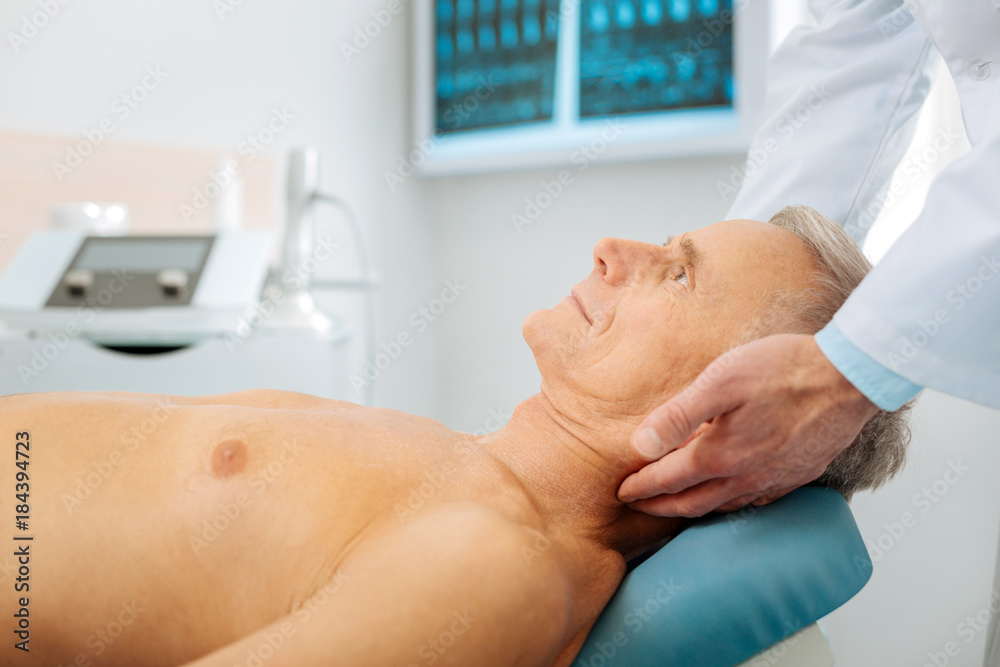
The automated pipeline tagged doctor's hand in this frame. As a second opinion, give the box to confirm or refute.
[618,334,879,518]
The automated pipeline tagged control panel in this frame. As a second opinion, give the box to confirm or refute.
[45,236,215,308]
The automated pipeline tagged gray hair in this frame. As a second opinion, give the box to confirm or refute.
[749,205,913,502]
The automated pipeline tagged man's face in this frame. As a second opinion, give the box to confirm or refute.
[522,219,820,414]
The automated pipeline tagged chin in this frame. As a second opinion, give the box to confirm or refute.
[524,309,568,361]
[522,309,587,370]
[521,309,549,353]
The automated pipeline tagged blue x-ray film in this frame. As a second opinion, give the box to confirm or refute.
[580,0,734,118]
[435,0,561,134]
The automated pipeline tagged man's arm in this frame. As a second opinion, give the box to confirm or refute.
[181,504,572,666]
[828,126,1000,407]
[726,0,935,243]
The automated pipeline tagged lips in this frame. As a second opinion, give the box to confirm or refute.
[570,288,592,324]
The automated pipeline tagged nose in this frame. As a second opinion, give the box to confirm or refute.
[593,237,650,286]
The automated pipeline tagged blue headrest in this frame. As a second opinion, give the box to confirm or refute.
[574,487,871,667]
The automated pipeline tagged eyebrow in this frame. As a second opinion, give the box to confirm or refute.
[662,234,703,269]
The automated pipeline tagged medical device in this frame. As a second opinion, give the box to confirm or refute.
[0,148,363,400]
[279,147,379,405]
[0,230,273,345]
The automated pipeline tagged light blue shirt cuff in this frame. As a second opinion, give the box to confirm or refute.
[815,322,923,411]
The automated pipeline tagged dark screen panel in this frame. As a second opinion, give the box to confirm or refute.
[579,0,734,118]
[435,0,561,134]
[74,238,212,273]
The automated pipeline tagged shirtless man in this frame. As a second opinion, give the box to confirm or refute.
[0,206,908,667]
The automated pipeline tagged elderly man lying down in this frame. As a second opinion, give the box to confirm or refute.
[2,206,909,667]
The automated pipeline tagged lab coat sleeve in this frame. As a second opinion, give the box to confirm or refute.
[815,321,921,411]
[829,128,1000,409]
[725,0,936,242]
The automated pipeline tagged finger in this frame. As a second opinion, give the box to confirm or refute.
[753,487,795,506]
[632,367,744,461]
[716,493,761,513]
[619,444,722,502]
[631,421,705,465]
[626,476,757,519]
[717,485,798,512]
[714,473,792,512]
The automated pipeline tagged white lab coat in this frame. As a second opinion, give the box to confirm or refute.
[727,0,1000,408]
[724,1,1000,664]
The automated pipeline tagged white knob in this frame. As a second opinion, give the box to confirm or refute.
[63,269,95,296]
[157,269,189,296]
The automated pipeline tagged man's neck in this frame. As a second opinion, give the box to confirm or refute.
[477,392,684,559]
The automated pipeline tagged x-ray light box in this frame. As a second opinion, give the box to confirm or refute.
[413,0,770,175]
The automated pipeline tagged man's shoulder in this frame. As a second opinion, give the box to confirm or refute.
[346,501,574,634]
[363,500,573,585]
[403,502,562,557]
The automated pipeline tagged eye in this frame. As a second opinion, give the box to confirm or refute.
[674,270,689,288]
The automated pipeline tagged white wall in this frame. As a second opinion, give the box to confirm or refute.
[824,391,1000,666]
[1,1,998,665]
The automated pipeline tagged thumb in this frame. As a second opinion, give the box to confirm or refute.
[633,367,742,461]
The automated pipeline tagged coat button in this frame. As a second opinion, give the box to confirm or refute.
[967,57,993,81]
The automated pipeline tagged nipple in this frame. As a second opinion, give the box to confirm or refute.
[211,439,248,478]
